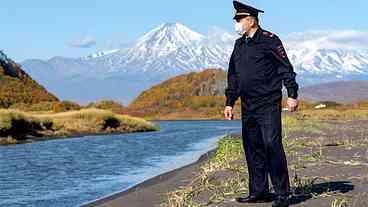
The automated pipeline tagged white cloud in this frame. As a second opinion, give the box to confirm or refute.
[68,36,96,48]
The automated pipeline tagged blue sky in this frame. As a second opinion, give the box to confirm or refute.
[1,0,366,62]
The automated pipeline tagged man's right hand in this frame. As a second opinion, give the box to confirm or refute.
[224,106,234,120]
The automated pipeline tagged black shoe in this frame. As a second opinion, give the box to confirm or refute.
[235,193,273,203]
[272,196,289,207]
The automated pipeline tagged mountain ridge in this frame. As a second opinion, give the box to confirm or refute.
[20,23,368,104]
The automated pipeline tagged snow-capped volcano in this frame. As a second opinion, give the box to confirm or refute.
[120,22,208,73]
[85,22,233,76]
[85,23,205,60]
[132,22,205,52]
[20,23,368,104]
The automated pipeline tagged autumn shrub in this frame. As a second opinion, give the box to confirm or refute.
[52,100,81,112]
[86,100,125,112]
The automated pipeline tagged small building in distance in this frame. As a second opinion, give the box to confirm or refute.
[314,104,327,109]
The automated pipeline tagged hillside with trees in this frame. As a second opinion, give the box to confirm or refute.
[126,69,233,119]
[0,51,59,108]
[126,68,365,120]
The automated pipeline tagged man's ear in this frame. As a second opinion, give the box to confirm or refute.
[251,17,257,27]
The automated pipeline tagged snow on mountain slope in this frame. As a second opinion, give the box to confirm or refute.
[285,30,368,76]
[84,23,233,77]
[132,22,204,52]
[84,49,121,59]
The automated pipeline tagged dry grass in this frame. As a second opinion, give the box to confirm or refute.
[0,108,159,145]
[0,136,17,145]
[160,135,247,207]
[36,108,158,133]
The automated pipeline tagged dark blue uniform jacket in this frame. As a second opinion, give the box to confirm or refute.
[225,27,299,110]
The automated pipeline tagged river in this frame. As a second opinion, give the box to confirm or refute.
[0,120,241,207]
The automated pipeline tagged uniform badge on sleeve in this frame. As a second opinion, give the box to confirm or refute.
[276,44,287,59]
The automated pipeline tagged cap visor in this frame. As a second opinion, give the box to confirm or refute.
[233,15,248,20]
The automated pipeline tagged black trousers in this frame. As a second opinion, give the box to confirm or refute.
[240,96,290,197]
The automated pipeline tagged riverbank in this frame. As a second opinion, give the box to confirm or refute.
[83,110,368,207]
[0,108,159,145]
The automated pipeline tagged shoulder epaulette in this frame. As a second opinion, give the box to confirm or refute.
[262,31,275,38]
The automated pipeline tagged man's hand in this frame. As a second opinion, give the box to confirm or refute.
[224,106,234,120]
[287,98,298,112]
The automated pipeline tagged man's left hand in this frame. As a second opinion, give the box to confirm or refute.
[287,98,298,112]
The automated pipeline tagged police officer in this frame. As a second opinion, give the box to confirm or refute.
[223,1,299,207]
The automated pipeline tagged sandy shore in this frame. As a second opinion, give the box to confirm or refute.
[81,143,222,207]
